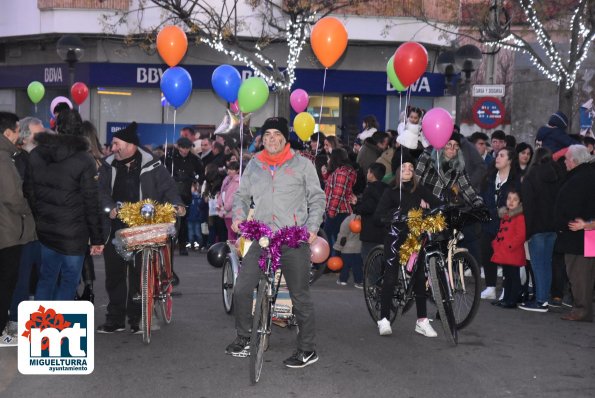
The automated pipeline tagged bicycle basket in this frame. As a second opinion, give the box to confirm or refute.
[114,223,176,259]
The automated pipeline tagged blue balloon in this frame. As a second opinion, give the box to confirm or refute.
[160,66,193,109]
[211,64,241,103]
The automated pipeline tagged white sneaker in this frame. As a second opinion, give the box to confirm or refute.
[481,286,497,300]
[0,331,18,347]
[336,279,347,286]
[415,318,437,337]
[377,318,392,336]
[6,321,17,335]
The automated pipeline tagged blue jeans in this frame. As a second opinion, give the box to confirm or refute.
[35,244,84,301]
[339,253,363,284]
[528,232,556,304]
[324,213,348,257]
[187,221,203,246]
[9,240,41,321]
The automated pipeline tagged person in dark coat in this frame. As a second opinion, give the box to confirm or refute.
[97,122,184,334]
[519,147,565,312]
[164,137,204,255]
[24,109,104,301]
[0,112,36,346]
[373,155,442,337]
[352,162,388,263]
[536,111,579,154]
[553,145,595,322]
[356,131,389,173]
[479,147,522,300]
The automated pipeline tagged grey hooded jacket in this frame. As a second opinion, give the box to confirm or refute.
[232,150,326,233]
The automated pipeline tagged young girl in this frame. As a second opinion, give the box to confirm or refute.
[397,107,426,150]
[333,214,364,288]
[187,181,206,250]
[374,156,442,337]
[491,189,526,308]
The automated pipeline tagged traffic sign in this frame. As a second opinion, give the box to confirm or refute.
[472,97,505,129]
[472,84,505,97]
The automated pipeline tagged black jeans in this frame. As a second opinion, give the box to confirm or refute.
[501,265,521,305]
[103,230,141,326]
[551,251,568,299]
[178,213,188,250]
[234,242,315,351]
[381,235,427,320]
[0,245,22,332]
[480,231,498,287]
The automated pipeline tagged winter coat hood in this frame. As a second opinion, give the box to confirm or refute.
[34,132,89,163]
[497,203,523,219]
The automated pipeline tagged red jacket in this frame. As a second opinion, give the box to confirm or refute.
[491,206,526,267]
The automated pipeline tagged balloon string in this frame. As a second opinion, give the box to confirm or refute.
[163,105,169,170]
[317,68,328,133]
[399,148,403,208]
[239,112,244,184]
[171,108,176,177]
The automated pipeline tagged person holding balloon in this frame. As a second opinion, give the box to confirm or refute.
[333,214,364,288]
[374,154,442,337]
[226,116,326,368]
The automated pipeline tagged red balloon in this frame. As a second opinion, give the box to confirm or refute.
[327,256,344,271]
[70,82,89,105]
[310,237,330,264]
[393,42,428,87]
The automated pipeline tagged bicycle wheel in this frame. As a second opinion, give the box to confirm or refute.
[428,256,458,346]
[141,248,155,345]
[158,245,173,324]
[363,246,403,325]
[450,251,480,329]
[222,255,234,314]
[250,278,270,385]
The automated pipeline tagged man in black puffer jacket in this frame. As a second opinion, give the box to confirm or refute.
[25,109,104,301]
[97,122,183,334]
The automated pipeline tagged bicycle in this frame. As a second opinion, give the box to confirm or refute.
[113,201,178,344]
[363,205,485,344]
[221,229,329,315]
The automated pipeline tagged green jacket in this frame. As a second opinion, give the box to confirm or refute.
[0,134,36,250]
[232,150,326,234]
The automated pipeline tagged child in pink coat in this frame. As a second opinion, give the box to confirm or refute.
[217,161,240,241]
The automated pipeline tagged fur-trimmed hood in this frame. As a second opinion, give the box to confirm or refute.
[33,132,90,163]
[498,203,523,219]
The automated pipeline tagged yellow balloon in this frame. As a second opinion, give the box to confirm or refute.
[294,112,315,141]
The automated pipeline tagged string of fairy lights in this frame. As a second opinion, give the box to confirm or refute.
[200,12,316,90]
[485,0,594,90]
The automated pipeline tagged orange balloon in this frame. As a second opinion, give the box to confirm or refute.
[310,17,348,68]
[327,256,344,271]
[349,218,361,233]
[157,26,188,67]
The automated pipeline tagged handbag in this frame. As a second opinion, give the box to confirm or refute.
[584,229,595,257]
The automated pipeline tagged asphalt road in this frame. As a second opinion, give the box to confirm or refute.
[1,251,594,398]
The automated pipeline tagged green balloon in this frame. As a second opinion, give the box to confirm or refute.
[386,55,406,92]
[238,77,269,113]
[27,81,45,104]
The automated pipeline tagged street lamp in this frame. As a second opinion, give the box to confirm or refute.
[56,35,85,88]
[437,44,482,125]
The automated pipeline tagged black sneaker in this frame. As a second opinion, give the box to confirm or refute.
[225,336,250,357]
[283,350,319,368]
[130,324,143,335]
[97,323,126,334]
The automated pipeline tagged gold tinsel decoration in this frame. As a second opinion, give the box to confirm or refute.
[398,208,447,265]
[117,199,176,227]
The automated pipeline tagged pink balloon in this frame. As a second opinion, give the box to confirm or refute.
[290,89,309,113]
[421,108,454,150]
[50,96,73,115]
[310,236,330,264]
[230,100,239,114]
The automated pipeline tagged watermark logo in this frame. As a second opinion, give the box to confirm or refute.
[18,301,94,375]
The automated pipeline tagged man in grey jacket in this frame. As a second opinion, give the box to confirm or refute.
[226,117,326,368]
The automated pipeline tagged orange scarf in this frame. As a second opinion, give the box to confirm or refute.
[256,143,293,167]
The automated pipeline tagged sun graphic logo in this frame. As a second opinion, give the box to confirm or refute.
[18,301,94,375]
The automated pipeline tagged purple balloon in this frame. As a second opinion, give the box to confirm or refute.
[421,108,454,150]
[290,89,309,113]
